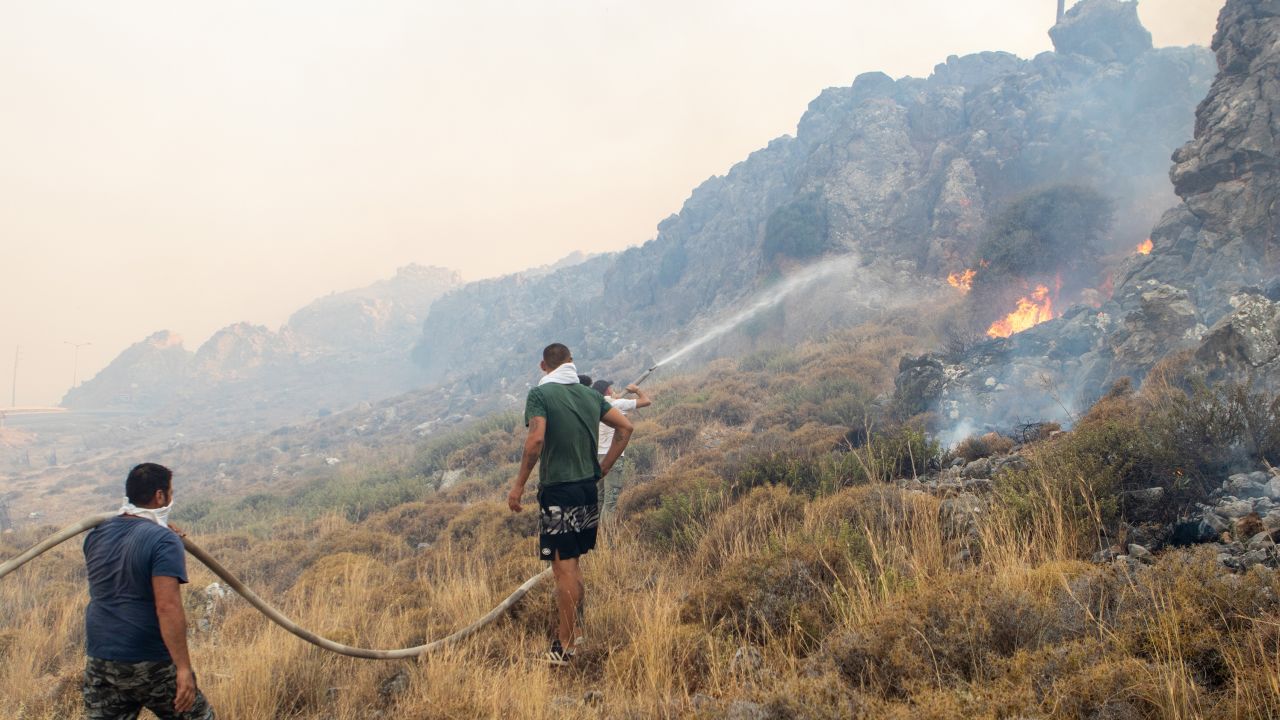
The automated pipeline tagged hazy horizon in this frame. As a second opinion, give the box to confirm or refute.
[2,0,1223,406]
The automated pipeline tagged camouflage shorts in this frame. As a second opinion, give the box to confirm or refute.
[83,657,215,720]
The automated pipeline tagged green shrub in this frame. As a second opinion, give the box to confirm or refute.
[996,379,1280,537]
[624,468,725,551]
[623,439,659,476]
[413,411,520,477]
[845,422,939,483]
[822,570,1059,696]
[738,347,802,374]
[954,432,1015,463]
[758,376,875,431]
[366,501,465,547]
[443,502,537,552]
[763,192,832,262]
[683,539,843,646]
[693,485,805,570]
[976,184,1112,282]
[729,450,846,497]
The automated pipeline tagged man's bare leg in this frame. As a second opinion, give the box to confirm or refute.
[551,554,582,650]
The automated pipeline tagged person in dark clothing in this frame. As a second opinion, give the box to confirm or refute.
[82,463,214,720]
[507,343,633,665]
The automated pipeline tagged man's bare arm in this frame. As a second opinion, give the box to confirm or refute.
[508,417,545,512]
[625,384,652,409]
[599,408,633,477]
[153,575,197,713]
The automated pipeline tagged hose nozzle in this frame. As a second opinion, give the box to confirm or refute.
[627,365,659,392]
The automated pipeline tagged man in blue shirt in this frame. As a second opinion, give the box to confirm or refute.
[82,463,215,719]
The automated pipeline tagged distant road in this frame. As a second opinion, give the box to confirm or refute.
[1,407,67,415]
[1,407,142,431]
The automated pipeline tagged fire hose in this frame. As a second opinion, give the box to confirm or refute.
[0,512,551,660]
[1,366,661,659]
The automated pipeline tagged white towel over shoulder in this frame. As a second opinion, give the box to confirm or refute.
[538,362,581,386]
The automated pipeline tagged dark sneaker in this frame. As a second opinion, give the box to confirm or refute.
[545,640,573,666]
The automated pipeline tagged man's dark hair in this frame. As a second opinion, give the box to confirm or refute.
[125,463,173,505]
[578,374,593,386]
[591,379,613,396]
[543,343,572,368]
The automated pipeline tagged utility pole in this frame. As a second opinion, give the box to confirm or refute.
[65,341,91,390]
[0,496,11,532]
[10,346,18,408]
[1057,0,1066,23]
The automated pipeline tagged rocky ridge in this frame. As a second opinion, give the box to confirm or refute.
[412,0,1214,395]
[63,265,461,433]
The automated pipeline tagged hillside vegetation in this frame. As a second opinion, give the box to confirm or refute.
[4,310,1280,719]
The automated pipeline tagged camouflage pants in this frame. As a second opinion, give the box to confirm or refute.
[597,455,625,520]
[83,657,215,720]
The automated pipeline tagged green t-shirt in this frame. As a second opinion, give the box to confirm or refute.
[524,382,613,487]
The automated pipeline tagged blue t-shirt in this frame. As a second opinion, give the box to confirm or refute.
[83,515,188,662]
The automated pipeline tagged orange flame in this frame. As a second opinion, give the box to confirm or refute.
[986,285,1055,338]
[1136,238,1153,255]
[947,269,976,293]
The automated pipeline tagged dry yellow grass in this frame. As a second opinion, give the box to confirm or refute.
[4,327,1280,718]
[6,484,1278,719]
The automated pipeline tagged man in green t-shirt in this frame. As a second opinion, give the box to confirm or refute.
[507,342,633,665]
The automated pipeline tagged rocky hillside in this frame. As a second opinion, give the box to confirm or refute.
[412,0,1214,393]
[63,265,460,432]
[899,0,1280,437]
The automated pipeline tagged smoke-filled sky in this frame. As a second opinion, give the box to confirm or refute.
[2,0,1223,406]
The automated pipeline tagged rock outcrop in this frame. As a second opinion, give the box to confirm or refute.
[1117,0,1280,321]
[1049,0,1152,64]
[289,264,460,354]
[62,331,191,409]
[903,0,1280,433]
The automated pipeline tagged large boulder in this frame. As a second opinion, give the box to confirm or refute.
[1170,0,1280,249]
[1108,281,1204,381]
[1049,0,1153,64]
[1192,293,1280,384]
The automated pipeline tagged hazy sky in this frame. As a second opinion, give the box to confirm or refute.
[2,0,1223,406]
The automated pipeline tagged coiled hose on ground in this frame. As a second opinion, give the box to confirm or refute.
[0,513,551,660]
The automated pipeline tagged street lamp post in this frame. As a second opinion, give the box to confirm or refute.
[65,341,91,390]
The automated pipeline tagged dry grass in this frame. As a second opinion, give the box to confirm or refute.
[4,327,1280,718]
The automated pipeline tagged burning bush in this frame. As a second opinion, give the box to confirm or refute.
[963,185,1113,338]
